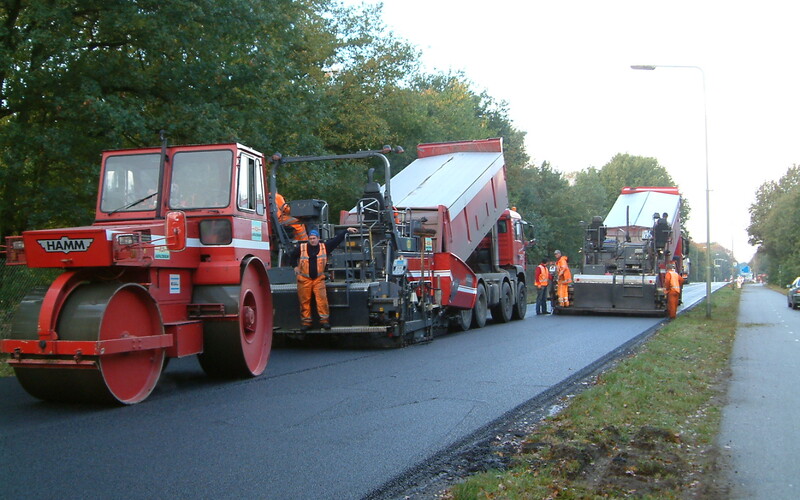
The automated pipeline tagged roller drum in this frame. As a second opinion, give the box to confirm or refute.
[11,282,165,404]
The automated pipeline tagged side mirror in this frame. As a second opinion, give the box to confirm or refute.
[165,211,187,251]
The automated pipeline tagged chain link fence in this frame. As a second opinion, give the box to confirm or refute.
[0,257,61,375]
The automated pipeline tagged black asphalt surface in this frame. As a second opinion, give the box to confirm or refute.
[1,283,717,499]
[718,284,800,498]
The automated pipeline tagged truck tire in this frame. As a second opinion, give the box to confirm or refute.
[471,284,488,329]
[511,281,527,320]
[491,281,513,323]
[451,307,473,332]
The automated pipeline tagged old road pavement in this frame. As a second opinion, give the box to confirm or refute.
[0,282,726,499]
[718,283,800,499]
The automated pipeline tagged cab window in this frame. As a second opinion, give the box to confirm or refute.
[514,220,524,240]
[100,154,161,212]
[237,154,265,215]
[169,150,232,209]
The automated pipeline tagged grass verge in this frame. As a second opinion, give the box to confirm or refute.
[449,286,740,499]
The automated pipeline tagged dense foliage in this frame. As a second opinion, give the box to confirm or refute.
[0,0,338,236]
[1,1,694,264]
[747,165,800,284]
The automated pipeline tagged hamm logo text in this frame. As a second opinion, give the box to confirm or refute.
[38,237,94,254]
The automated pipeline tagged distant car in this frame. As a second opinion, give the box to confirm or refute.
[788,277,800,309]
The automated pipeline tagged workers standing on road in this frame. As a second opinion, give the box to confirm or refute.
[290,227,358,331]
[547,260,558,311]
[275,193,308,242]
[664,262,683,319]
[555,250,572,307]
[534,258,551,314]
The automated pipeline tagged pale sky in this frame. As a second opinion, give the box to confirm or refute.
[344,0,800,263]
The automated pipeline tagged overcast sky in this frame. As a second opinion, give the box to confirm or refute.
[345,0,800,262]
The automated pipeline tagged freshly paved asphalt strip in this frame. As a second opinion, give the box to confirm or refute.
[718,284,800,499]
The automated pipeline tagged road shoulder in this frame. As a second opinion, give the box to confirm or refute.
[717,284,800,498]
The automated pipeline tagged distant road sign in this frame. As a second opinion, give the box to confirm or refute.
[740,265,751,274]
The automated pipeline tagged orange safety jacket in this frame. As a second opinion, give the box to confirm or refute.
[557,256,572,283]
[298,243,327,278]
[535,264,550,287]
[664,270,682,294]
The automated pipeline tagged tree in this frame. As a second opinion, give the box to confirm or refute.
[1,1,531,235]
[747,165,800,284]
[598,154,672,205]
[0,0,339,239]
[507,161,581,265]
[571,167,608,224]
[747,165,800,246]
[576,153,692,237]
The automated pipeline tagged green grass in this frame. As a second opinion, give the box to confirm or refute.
[450,286,741,499]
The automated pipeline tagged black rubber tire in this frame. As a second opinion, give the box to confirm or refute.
[491,281,514,323]
[471,284,488,329]
[451,307,473,332]
[512,281,528,320]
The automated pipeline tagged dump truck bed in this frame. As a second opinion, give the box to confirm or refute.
[389,139,508,261]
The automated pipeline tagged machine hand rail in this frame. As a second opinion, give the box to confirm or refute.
[267,146,404,258]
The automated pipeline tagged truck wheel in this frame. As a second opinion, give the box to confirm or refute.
[471,284,488,329]
[512,281,527,320]
[451,307,473,332]
[491,281,513,323]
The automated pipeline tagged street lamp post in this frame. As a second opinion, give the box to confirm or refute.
[631,64,712,318]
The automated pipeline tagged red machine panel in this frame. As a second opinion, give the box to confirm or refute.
[22,227,115,268]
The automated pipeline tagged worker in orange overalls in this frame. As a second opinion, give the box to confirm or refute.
[275,192,308,242]
[554,250,572,307]
[290,227,358,331]
[534,258,551,314]
[664,262,683,319]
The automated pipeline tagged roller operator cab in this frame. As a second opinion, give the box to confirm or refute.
[2,142,274,404]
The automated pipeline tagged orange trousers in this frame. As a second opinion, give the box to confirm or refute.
[297,275,329,326]
[666,291,680,319]
[557,282,570,307]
